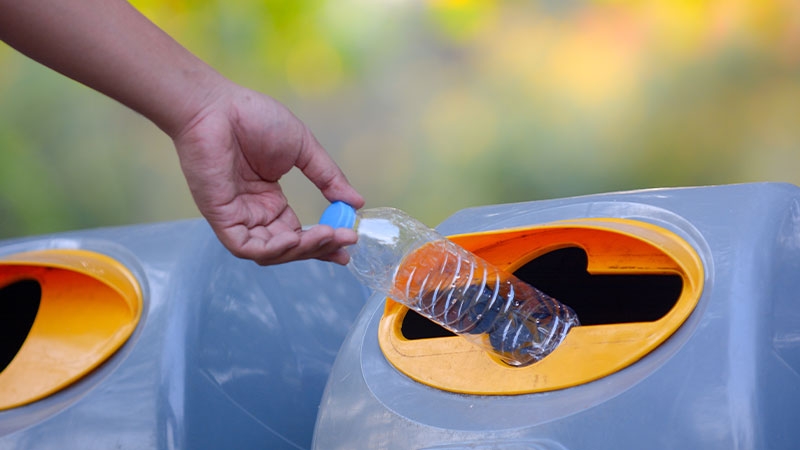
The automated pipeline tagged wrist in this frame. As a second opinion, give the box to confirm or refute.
[149,62,232,139]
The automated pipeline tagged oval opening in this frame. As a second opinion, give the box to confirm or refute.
[400,246,685,340]
[0,249,142,410]
[378,218,704,395]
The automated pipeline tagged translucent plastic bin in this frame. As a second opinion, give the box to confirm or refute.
[313,183,800,450]
[0,220,366,449]
[3,183,799,449]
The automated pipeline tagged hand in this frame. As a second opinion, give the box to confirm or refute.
[172,81,364,265]
[0,0,365,265]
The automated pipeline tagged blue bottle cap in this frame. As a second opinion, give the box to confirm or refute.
[319,201,356,229]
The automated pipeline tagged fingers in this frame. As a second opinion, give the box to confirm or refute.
[185,89,364,266]
[296,129,365,209]
[315,248,351,265]
[264,226,356,266]
[225,224,357,266]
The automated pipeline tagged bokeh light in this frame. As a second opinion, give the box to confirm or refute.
[1,0,799,237]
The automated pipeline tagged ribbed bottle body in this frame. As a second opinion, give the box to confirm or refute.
[345,207,578,366]
[392,239,578,366]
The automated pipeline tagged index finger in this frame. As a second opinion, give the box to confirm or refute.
[295,129,365,209]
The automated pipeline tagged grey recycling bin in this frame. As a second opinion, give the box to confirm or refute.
[2,182,799,449]
[313,182,800,450]
[0,219,367,449]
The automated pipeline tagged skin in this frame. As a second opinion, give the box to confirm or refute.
[0,0,364,265]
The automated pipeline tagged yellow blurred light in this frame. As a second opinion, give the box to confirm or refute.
[642,1,713,56]
[482,16,553,78]
[129,0,188,26]
[427,0,497,41]
[285,37,345,97]
[423,87,497,162]
[543,12,644,108]
[341,132,415,196]
[0,46,21,95]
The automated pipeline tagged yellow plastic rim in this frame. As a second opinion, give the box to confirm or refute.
[378,218,704,395]
[0,249,142,410]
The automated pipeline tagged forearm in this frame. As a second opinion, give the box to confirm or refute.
[0,0,224,136]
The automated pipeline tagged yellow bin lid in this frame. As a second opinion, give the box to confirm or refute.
[378,218,704,395]
[0,249,142,410]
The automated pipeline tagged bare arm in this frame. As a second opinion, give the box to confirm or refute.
[0,0,365,265]
[0,0,212,135]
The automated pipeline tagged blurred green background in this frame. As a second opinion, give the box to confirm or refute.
[1,0,799,237]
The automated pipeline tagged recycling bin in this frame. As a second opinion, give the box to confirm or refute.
[313,182,800,450]
[2,183,799,449]
[0,219,367,449]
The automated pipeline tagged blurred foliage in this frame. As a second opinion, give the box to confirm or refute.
[1,0,799,237]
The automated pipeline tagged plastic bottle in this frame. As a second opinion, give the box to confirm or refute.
[319,201,579,367]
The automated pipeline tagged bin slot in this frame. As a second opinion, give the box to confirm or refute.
[0,279,41,373]
[399,246,683,340]
[401,309,456,340]
[514,247,682,325]
[0,249,143,410]
[378,218,704,395]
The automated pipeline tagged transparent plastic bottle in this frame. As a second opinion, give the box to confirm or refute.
[319,201,579,367]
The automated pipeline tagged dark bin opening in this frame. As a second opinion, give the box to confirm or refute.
[401,309,456,340]
[515,247,682,325]
[401,247,682,339]
[0,279,41,373]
